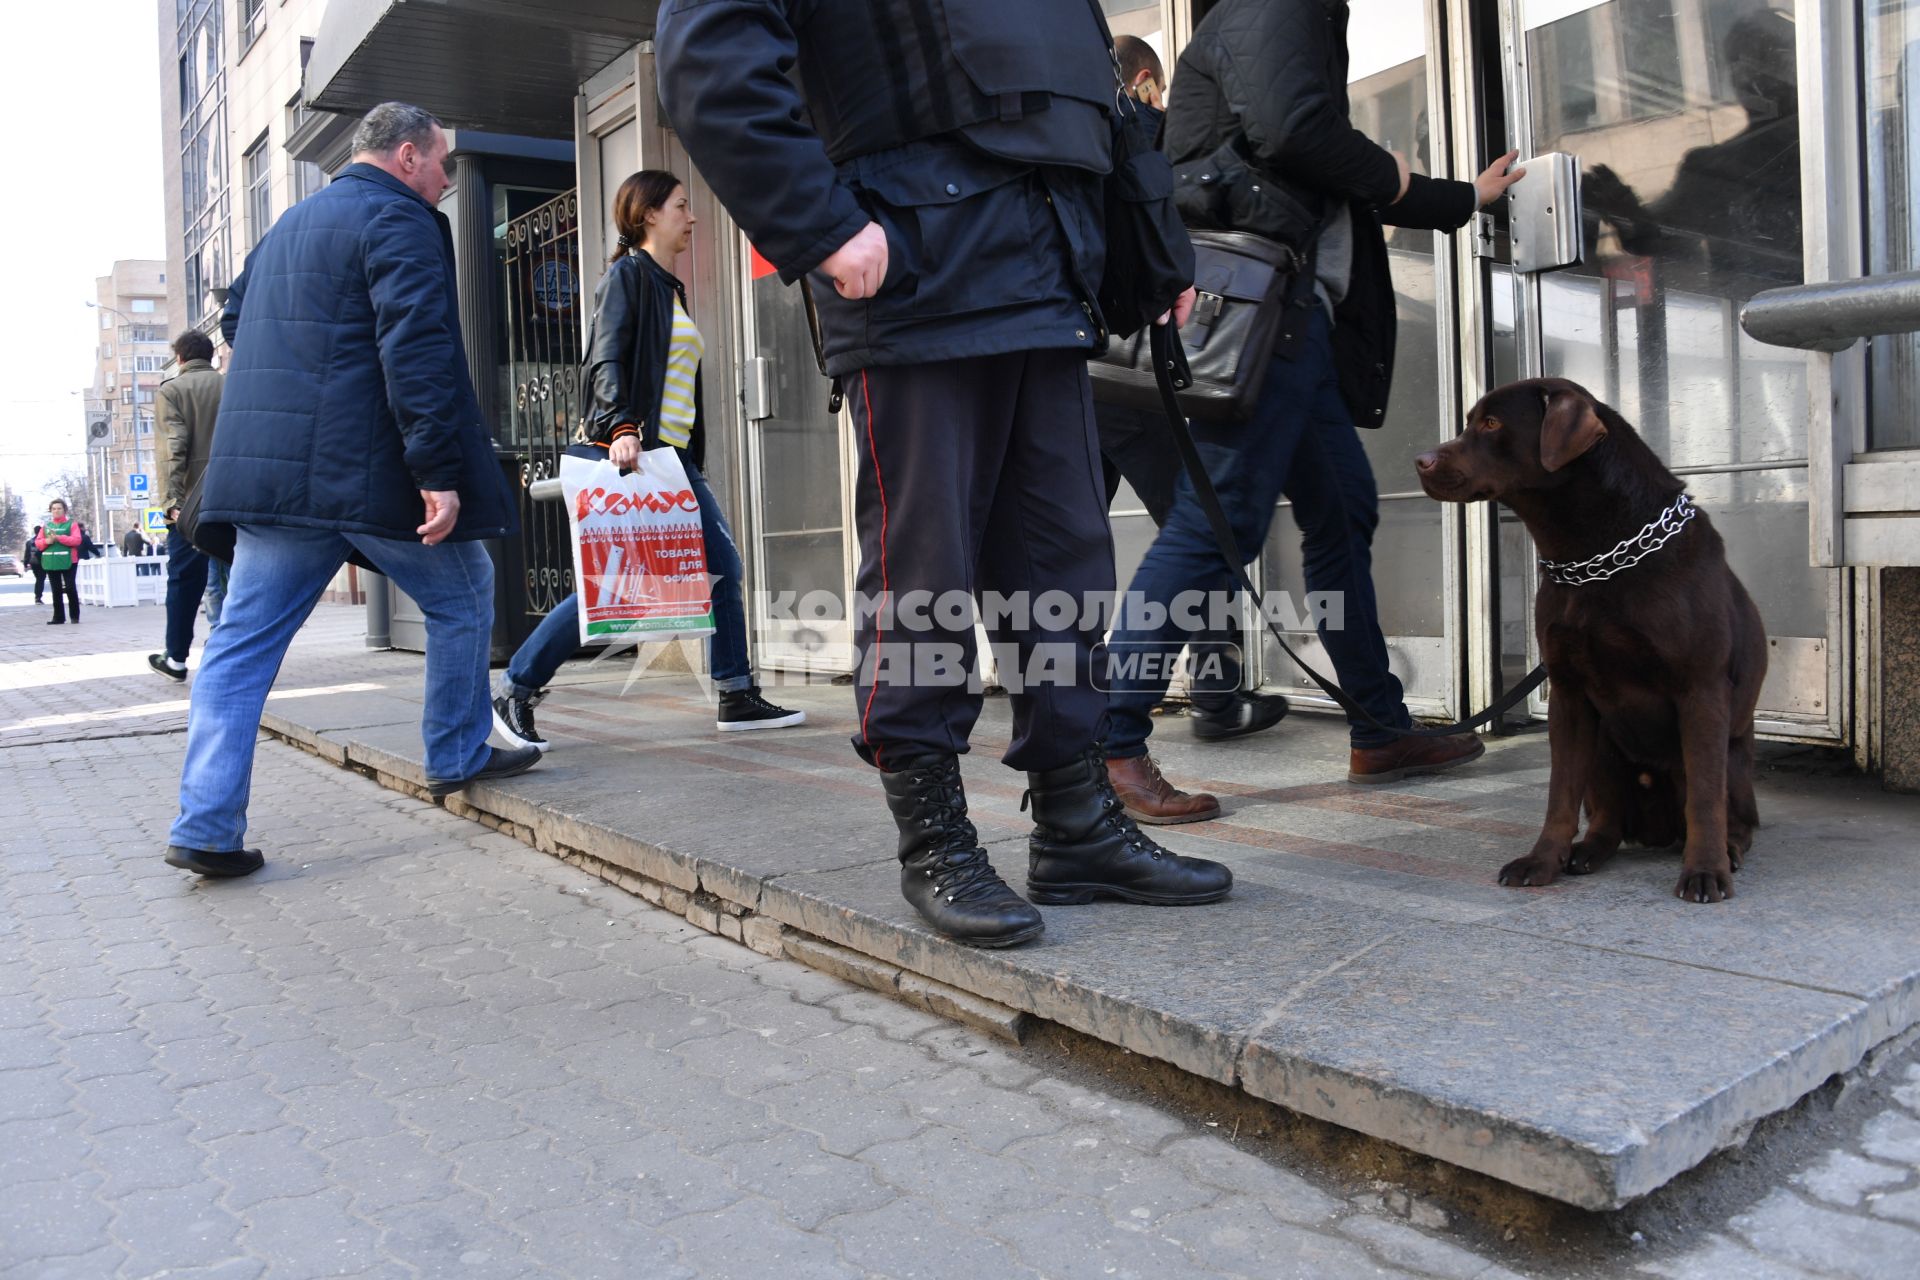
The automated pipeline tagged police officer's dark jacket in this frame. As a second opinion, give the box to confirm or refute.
[1166,0,1478,426]
[582,250,707,471]
[657,0,1117,377]
[204,163,515,545]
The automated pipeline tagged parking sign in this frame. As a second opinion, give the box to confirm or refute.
[129,473,150,495]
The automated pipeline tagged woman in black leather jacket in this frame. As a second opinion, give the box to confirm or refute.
[492,170,805,750]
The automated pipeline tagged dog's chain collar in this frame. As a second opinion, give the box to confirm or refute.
[1537,493,1697,586]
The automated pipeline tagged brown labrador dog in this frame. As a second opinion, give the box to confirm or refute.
[1415,379,1766,903]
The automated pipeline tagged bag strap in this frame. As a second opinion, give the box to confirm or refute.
[1145,323,1547,738]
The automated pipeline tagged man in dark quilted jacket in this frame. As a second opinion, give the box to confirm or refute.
[162,103,540,881]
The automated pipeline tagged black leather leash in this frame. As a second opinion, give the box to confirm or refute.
[1143,322,1548,738]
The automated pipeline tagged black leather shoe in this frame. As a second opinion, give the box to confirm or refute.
[164,846,265,878]
[148,653,188,681]
[1190,691,1289,743]
[881,756,1044,948]
[1026,747,1233,906]
[426,744,543,798]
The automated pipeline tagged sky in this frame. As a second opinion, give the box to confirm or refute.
[0,3,167,508]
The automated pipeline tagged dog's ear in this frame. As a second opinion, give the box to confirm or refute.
[1539,388,1607,472]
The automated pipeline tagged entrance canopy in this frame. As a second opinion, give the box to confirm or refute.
[306,0,659,138]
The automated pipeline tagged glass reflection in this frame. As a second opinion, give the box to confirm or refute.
[1522,0,1829,694]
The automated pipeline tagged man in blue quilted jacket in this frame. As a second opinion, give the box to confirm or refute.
[163,102,540,880]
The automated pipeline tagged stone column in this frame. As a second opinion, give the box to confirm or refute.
[1883,567,1920,793]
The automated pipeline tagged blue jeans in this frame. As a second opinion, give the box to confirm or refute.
[170,525,496,852]
[204,556,229,627]
[503,459,752,698]
[1106,309,1413,754]
[164,527,210,662]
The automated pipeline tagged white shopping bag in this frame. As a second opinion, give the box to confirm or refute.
[559,451,716,645]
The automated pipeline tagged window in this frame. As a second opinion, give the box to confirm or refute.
[243,132,272,250]
[135,356,165,372]
[130,299,156,313]
[241,0,266,53]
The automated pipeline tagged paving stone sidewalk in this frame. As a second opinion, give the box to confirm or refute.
[3,591,1919,1278]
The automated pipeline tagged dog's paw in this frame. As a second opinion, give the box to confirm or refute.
[1498,855,1562,888]
[1566,840,1619,876]
[1674,866,1735,903]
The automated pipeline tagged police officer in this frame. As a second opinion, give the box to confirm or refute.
[657,0,1231,948]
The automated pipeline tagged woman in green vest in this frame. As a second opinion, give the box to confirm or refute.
[35,499,83,625]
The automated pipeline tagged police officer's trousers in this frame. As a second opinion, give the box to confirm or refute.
[848,349,1114,773]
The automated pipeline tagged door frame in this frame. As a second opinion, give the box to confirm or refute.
[1483,0,1849,744]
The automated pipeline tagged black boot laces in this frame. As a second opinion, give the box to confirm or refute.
[1089,749,1165,861]
[910,765,1010,904]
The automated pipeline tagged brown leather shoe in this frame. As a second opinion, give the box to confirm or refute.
[1348,731,1485,785]
[1104,754,1221,825]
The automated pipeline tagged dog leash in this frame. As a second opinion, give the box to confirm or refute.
[1143,323,1548,739]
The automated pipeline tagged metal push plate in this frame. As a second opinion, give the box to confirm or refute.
[1509,152,1582,274]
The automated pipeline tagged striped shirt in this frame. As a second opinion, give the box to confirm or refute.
[656,296,704,450]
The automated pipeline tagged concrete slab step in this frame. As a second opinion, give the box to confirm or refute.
[257,664,1920,1210]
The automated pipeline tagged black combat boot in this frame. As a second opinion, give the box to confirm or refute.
[1026,747,1234,905]
[880,756,1045,948]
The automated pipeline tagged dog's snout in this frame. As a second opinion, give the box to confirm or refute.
[1415,451,1440,475]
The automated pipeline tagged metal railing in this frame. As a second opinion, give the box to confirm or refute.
[502,190,586,616]
[1739,270,1920,352]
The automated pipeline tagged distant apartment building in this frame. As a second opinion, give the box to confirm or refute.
[83,261,172,546]
[158,0,331,340]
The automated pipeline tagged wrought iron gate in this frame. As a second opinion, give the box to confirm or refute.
[503,190,584,617]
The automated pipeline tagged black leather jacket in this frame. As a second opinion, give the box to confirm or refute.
[583,251,705,469]
[1167,0,1478,425]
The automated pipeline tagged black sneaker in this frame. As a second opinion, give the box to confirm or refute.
[492,690,548,752]
[1190,691,1290,743]
[426,744,543,798]
[716,687,807,732]
[148,653,188,682]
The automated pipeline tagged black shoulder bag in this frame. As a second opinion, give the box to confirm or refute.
[1145,324,1547,736]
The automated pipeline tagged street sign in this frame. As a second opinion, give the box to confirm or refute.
[143,507,169,537]
[105,495,127,511]
[128,473,150,495]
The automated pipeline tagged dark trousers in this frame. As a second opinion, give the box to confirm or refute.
[1097,400,1244,706]
[31,565,45,601]
[164,528,212,662]
[46,569,79,622]
[850,350,1114,773]
[1107,309,1412,754]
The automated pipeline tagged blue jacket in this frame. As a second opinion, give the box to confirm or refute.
[200,164,515,544]
[657,0,1114,377]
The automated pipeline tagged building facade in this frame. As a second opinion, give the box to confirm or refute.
[83,261,173,547]
[158,0,332,342]
[298,0,1920,787]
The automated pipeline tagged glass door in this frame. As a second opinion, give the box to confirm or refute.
[1500,0,1843,738]
[1257,0,1463,720]
[740,254,856,673]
